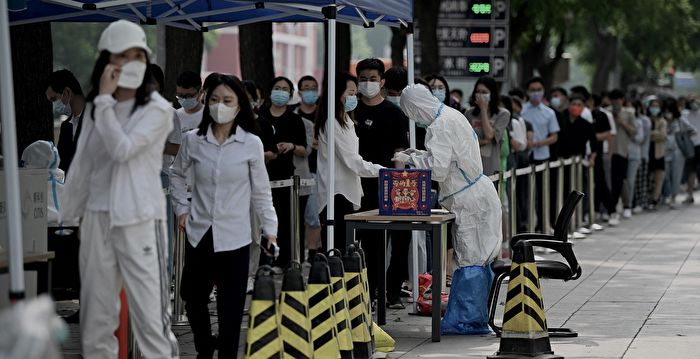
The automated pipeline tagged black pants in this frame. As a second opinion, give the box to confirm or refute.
[595,155,615,214]
[610,155,628,213]
[386,230,411,302]
[272,187,291,267]
[320,194,356,254]
[181,229,249,359]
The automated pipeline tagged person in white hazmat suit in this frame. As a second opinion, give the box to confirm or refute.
[393,84,502,334]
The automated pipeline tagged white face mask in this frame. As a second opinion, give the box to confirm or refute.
[387,96,401,106]
[358,81,381,98]
[52,97,72,116]
[117,61,148,90]
[209,103,239,124]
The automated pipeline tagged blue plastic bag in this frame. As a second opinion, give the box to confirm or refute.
[440,265,494,335]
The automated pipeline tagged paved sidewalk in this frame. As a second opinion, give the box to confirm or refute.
[60,199,700,358]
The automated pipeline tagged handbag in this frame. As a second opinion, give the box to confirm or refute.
[675,121,695,159]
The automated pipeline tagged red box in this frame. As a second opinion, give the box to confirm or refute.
[379,169,432,216]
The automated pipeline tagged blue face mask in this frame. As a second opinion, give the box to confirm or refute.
[178,97,199,111]
[344,95,358,112]
[649,107,661,117]
[270,90,291,106]
[301,90,319,105]
[432,89,446,103]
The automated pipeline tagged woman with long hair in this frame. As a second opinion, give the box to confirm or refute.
[315,72,383,252]
[59,20,179,358]
[171,74,277,358]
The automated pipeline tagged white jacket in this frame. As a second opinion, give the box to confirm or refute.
[59,93,173,226]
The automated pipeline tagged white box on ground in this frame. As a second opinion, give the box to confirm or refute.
[0,168,48,253]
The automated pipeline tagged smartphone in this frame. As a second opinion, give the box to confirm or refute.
[261,236,280,259]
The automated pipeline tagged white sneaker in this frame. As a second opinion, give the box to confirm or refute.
[246,277,255,294]
[601,213,610,221]
[568,231,586,240]
[622,208,632,218]
[608,213,620,226]
[591,223,604,231]
[632,206,643,214]
[578,227,592,235]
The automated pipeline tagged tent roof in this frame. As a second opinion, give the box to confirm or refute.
[9,1,413,30]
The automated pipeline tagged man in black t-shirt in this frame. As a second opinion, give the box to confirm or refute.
[558,96,598,193]
[354,58,410,309]
[591,94,616,220]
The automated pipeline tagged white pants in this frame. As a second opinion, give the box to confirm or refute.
[79,211,179,359]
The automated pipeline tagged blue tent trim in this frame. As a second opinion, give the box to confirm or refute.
[9,1,413,29]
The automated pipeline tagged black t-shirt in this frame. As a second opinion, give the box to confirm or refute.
[260,107,308,180]
[297,108,318,173]
[550,109,567,160]
[558,115,598,158]
[354,99,409,209]
[592,109,611,155]
[255,114,277,154]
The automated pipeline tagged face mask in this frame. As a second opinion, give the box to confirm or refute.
[612,103,622,113]
[649,107,661,117]
[117,61,147,90]
[301,90,319,105]
[209,103,238,124]
[528,90,544,103]
[550,96,561,109]
[178,95,200,111]
[270,90,290,106]
[52,92,72,116]
[691,101,700,111]
[358,81,381,98]
[569,105,583,118]
[432,89,446,103]
[344,95,358,112]
[387,96,401,106]
[476,93,491,103]
[664,112,673,120]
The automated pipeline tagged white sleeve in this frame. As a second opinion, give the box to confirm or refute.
[249,138,278,237]
[167,111,182,145]
[335,123,383,177]
[93,95,173,162]
[170,133,192,216]
[410,127,453,182]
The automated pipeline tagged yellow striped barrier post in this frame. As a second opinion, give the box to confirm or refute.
[488,241,563,359]
[245,266,283,359]
[308,253,342,359]
[328,249,355,359]
[343,246,373,359]
[278,261,314,359]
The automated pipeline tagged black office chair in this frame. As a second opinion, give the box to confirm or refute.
[488,190,584,337]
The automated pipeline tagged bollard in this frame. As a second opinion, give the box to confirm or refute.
[556,160,564,220]
[172,228,188,325]
[527,164,536,233]
[569,159,576,234]
[343,246,372,359]
[278,261,314,359]
[290,175,301,263]
[575,157,584,229]
[588,161,596,227]
[508,167,517,258]
[328,249,355,359]
[245,266,283,359]
[543,161,551,234]
[308,254,342,359]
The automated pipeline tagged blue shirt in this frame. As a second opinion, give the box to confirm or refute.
[522,102,559,160]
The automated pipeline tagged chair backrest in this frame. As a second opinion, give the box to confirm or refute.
[552,191,585,242]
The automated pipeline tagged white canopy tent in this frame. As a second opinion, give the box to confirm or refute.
[2,0,417,301]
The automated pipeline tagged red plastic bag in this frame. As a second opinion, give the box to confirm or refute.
[415,272,449,316]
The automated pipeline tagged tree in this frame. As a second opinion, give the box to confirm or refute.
[390,27,407,68]
[163,25,203,102]
[322,22,351,84]
[415,0,441,76]
[240,22,275,90]
[10,23,54,154]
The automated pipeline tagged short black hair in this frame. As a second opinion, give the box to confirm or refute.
[46,69,84,96]
[414,77,430,89]
[425,74,452,106]
[384,66,408,91]
[570,85,591,101]
[177,70,202,90]
[550,86,568,98]
[569,94,586,103]
[150,64,165,92]
[592,93,603,107]
[508,87,525,100]
[268,76,294,95]
[297,75,318,90]
[608,89,625,100]
[450,88,463,97]
[525,76,545,89]
[356,58,385,78]
[198,74,258,138]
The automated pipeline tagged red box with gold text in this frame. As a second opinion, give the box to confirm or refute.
[379,169,432,216]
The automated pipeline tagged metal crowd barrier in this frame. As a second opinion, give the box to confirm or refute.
[488,156,596,254]
[169,175,316,323]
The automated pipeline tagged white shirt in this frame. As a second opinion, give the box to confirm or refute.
[163,106,204,172]
[510,116,528,152]
[293,117,315,196]
[170,126,277,252]
[317,115,383,212]
[687,109,700,146]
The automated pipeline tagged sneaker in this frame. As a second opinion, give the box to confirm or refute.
[591,223,604,231]
[387,298,406,310]
[682,196,695,205]
[246,277,255,294]
[608,213,620,226]
[601,212,610,221]
[578,227,592,235]
[568,231,586,240]
[632,206,643,214]
[209,288,217,303]
[622,208,632,219]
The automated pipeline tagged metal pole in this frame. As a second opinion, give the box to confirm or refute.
[557,160,564,220]
[588,160,596,228]
[291,175,301,262]
[543,161,551,234]
[0,0,26,301]
[569,158,576,234]
[575,157,583,229]
[406,24,421,313]
[171,228,188,325]
[324,5,337,251]
[527,164,536,233]
[509,167,517,237]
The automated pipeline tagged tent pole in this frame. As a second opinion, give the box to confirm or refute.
[324,5,337,252]
[405,22,421,312]
[0,0,26,302]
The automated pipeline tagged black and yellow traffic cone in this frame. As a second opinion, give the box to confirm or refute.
[343,246,372,359]
[245,266,283,359]
[278,261,314,359]
[488,241,563,359]
[308,253,342,359]
[355,245,375,348]
[328,249,355,359]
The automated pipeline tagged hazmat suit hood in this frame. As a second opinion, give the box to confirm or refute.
[22,140,60,173]
[400,84,444,127]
